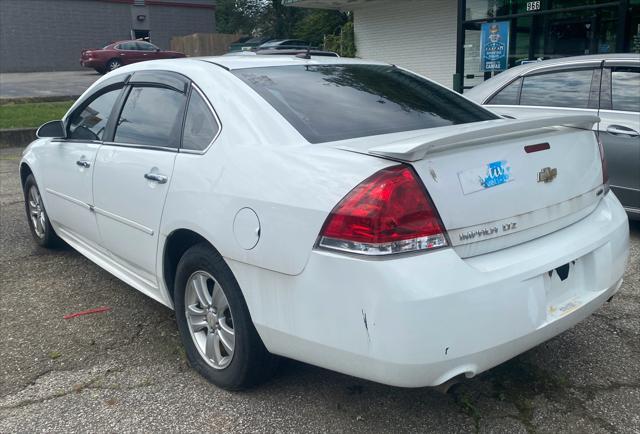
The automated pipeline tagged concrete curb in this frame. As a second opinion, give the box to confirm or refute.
[0,128,36,148]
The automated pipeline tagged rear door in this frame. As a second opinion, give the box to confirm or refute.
[136,41,160,61]
[92,71,188,288]
[598,60,640,213]
[116,42,144,65]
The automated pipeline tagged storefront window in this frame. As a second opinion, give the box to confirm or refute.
[459,0,637,90]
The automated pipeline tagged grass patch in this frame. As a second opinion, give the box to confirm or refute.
[0,100,74,129]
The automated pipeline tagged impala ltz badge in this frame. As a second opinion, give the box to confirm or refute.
[537,167,557,183]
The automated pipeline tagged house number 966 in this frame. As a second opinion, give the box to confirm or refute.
[527,1,541,11]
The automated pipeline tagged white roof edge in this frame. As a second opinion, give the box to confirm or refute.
[196,55,390,70]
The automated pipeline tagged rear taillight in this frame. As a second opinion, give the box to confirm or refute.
[597,135,610,193]
[317,165,448,255]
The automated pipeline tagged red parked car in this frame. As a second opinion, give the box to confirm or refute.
[80,40,186,74]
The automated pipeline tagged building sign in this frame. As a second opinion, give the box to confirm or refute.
[480,21,510,72]
[526,1,541,12]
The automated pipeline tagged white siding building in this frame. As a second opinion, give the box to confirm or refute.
[349,0,457,88]
[285,0,640,92]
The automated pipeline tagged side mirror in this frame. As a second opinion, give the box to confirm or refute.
[156,48,160,52]
[36,120,66,139]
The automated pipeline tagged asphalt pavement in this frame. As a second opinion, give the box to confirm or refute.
[1,146,639,433]
[0,71,101,100]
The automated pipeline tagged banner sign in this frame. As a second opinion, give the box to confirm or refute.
[480,21,510,72]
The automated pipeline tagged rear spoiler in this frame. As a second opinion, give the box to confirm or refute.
[368,115,600,162]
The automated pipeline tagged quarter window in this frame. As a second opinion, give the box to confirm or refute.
[520,69,594,108]
[114,86,185,148]
[182,90,219,151]
[611,67,640,112]
[68,88,122,141]
[487,78,522,105]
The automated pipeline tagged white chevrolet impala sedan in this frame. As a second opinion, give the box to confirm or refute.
[21,56,629,390]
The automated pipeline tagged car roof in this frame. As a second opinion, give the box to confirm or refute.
[196,55,388,70]
[465,53,639,102]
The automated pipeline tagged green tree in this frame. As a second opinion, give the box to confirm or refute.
[293,10,349,47]
[323,20,356,57]
[216,0,265,35]
[260,0,309,38]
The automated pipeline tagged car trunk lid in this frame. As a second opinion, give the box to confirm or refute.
[333,115,605,258]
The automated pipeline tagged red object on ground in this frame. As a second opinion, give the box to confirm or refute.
[63,306,112,319]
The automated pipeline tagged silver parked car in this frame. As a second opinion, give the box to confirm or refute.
[465,54,640,219]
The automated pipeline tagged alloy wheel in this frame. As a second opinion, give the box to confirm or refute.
[184,270,235,369]
[27,185,46,239]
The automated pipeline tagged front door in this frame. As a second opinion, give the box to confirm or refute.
[93,84,187,288]
[599,62,640,212]
[40,86,123,249]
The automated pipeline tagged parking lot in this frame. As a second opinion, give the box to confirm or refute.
[0,71,100,100]
[0,145,638,433]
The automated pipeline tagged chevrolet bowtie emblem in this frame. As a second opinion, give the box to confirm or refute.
[537,167,557,183]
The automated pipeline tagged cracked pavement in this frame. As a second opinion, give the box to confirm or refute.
[1,146,638,433]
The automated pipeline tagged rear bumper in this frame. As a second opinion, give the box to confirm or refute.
[234,193,629,387]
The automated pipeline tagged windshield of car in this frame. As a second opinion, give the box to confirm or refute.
[232,64,497,143]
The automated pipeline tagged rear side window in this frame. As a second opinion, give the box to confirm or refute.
[182,90,219,151]
[487,78,522,105]
[137,42,158,51]
[611,67,640,112]
[114,86,185,148]
[118,42,137,50]
[68,88,122,141]
[520,69,593,108]
[232,64,497,144]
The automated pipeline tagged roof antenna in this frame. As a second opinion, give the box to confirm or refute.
[297,43,312,60]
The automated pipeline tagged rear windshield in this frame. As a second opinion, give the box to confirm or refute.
[232,64,497,143]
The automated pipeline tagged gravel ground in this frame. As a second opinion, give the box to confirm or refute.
[1,146,638,433]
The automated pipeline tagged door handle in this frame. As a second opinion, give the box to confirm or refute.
[606,125,639,137]
[76,160,91,168]
[144,173,168,184]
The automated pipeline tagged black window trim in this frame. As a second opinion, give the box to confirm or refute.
[178,82,222,155]
[59,70,195,151]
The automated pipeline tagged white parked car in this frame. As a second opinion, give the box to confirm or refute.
[21,56,629,390]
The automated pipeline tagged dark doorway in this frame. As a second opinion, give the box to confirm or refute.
[132,29,150,42]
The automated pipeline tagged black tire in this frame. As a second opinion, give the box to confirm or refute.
[174,243,278,390]
[94,67,107,75]
[106,58,122,71]
[23,174,61,248]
